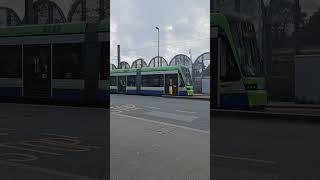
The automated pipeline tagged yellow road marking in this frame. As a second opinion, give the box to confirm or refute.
[0,153,38,162]
[0,143,62,156]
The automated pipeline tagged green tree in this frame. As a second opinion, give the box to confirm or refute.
[271,0,295,36]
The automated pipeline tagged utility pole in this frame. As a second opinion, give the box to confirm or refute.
[25,0,34,24]
[156,27,160,66]
[262,0,272,95]
[81,0,86,21]
[189,49,193,78]
[117,45,120,69]
[294,0,300,54]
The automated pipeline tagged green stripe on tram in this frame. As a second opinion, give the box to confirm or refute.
[98,21,110,32]
[111,65,181,74]
[211,13,244,78]
[0,22,87,37]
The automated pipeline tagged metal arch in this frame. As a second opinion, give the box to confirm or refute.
[33,0,67,23]
[193,52,210,77]
[148,56,168,67]
[169,54,192,66]
[67,0,82,22]
[119,61,130,69]
[0,6,22,25]
[131,58,147,68]
[194,52,210,64]
[110,63,117,70]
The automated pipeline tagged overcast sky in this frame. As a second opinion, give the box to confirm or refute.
[110,0,210,66]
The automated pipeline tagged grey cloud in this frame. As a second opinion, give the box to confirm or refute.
[110,0,209,66]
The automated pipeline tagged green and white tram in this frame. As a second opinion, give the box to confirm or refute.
[211,13,268,109]
[0,21,109,107]
[110,66,194,96]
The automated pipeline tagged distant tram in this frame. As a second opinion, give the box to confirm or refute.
[0,22,109,107]
[110,66,194,96]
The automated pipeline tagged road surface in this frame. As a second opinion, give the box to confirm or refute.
[110,94,210,180]
[110,94,210,132]
[0,94,210,180]
[0,103,108,179]
[212,111,320,180]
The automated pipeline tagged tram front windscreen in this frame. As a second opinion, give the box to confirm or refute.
[229,19,264,77]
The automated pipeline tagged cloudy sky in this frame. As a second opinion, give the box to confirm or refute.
[110,0,210,66]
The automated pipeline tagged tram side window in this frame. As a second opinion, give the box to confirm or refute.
[220,39,241,82]
[127,75,136,87]
[110,76,116,86]
[0,45,22,78]
[53,43,83,79]
[142,74,163,87]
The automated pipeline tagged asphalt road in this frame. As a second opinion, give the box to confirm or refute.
[110,94,210,132]
[0,95,209,179]
[212,111,320,180]
[0,103,109,178]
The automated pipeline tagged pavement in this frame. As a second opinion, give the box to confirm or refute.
[162,94,320,114]
[264,101,320,116]
[162,94,210,101]
[267,101,320,109]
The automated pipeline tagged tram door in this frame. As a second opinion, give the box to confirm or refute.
[23,45,51,97]
[117,76,126,93]
[165,74,178,95]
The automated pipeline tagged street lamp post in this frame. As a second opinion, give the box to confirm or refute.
[262,0,272,95]
[156,27,160,66]
[294,0,300,54]
[25,0,34,24]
